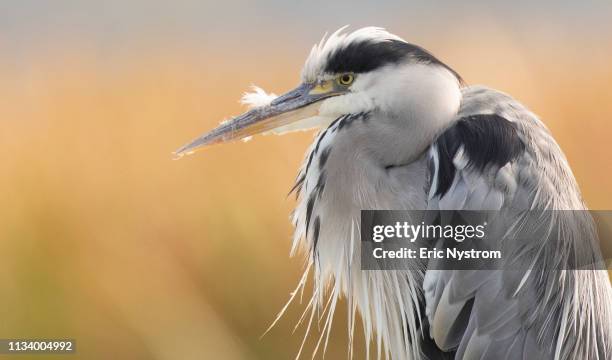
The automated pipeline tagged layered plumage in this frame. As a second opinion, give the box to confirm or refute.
[177,26,612,360]
[285,28,611,359]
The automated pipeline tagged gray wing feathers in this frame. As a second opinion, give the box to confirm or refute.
[423,86,612,360]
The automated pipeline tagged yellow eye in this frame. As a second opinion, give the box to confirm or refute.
[338,73,354,86]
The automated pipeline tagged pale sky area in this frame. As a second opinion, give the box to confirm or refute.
[1,0,611,59]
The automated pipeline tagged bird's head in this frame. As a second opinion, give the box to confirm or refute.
[175,27,462,159]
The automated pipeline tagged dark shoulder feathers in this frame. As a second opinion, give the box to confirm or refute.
[432,114,525,197]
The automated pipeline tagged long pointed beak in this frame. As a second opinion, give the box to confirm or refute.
[174,82,340,158]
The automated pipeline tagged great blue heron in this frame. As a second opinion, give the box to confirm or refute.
[175,27,611,359]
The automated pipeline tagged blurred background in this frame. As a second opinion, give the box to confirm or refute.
[1,1,611,359]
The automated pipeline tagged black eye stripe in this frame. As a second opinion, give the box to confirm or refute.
[324,39,462,83]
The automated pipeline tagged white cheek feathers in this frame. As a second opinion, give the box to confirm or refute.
[318,92,375,118]
[362,63,461,121]
[318,63,461,128]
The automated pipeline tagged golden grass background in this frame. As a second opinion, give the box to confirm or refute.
[1,26,611,359]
